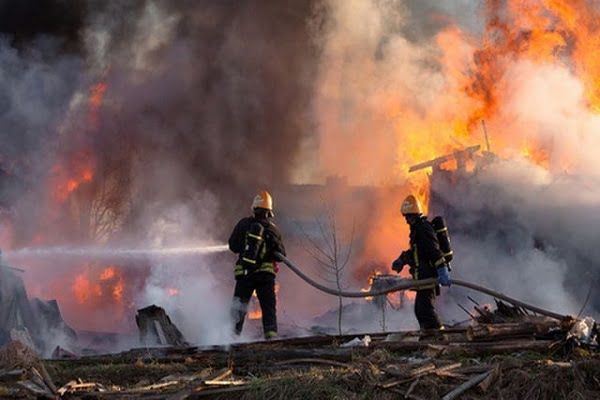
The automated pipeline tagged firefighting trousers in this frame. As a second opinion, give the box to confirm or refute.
[232,273,277,335]
[414,288,442,330]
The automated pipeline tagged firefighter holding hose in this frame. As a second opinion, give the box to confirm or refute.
[228,190,286,340]
[391,195,452,331]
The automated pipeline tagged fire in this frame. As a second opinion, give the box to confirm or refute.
[248,283,280,320]
[113,277,124,301]
[51,155,96,203]
[50,82,106,204]
[360,271,382,302]
[167,288,180,296]
[315,0,600,281]
[100,266,116,280]
[72,265,126,305]
[73,272,91,304]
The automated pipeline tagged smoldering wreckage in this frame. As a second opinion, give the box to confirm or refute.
[1,1,600,399]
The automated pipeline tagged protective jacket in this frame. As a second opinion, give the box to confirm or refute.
[405,216,446,281]
[228,216,286,278]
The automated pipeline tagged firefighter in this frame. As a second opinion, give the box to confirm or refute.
[391,195,451,330]
[228,190,286,339]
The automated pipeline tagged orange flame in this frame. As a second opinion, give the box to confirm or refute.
[72,265,126,305]
[248,283,280,320]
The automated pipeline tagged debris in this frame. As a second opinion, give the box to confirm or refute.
[568,317,597,345]
[478,365,500,393]
[426,339,556,357]
[203,379,246,386]
[381,363,437,389]
[135,305,188,347]
[51,345,79,359]
[0,368,25,383]
[409,146,481,172]
[340,335,371,348]
[58,379,108,395]
[274,358,352,368]
[442,370,493,400]
[202,368,232,383]
[405,377,420,398]
[130,380,180,392]
[0,341,57,396]
[0,340,41,372]
[467,320,559,341]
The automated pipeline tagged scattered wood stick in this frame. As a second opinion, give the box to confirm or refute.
[435,363,462,374]
[435,371,469,380]
[381,364,436,389]
[478,366,500,393]
[36,364,58,395]
[274,358,352,368]
[202,368,232,383]
[203,379,246,386]
[405,377,420,399]
[442,370,493,400]
[129,380,180,392]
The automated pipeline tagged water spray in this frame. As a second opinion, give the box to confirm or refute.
[4,244,230,260]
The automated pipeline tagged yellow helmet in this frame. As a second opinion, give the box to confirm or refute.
[401,194,423,215]
[252,190,273,213]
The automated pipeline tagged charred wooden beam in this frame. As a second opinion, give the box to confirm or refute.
[408,145,481,172]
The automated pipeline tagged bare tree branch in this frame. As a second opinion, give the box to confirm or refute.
[295,221,335,264]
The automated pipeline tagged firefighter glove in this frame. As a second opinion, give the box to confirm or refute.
[437,265,451,286]
[392,251,408,272]
[392,258,404,273]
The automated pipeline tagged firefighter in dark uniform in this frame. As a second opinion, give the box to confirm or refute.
[391,195,451,330]
[228,190,285,339]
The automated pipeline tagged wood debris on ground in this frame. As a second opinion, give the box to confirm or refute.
[0,308,598,399]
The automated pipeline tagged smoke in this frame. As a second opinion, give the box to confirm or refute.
[137,254,236,346]
[307,0,600,327]
[0,0,320,342]
[438,59,600,316]
[0,0,598,345]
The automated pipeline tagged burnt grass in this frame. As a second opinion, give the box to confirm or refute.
[41,348,600,399]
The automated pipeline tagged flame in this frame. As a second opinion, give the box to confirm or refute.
[73,272,91,304]
[248,282,280,320]
[51,156,95,203]
[72,265,126,305]
[316,0,600,282]
[49,82,106,204]
[100,266,116,280]
[360,271,383,302]
[167,288,180,296]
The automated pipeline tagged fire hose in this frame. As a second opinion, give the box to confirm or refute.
[274,252,567,321]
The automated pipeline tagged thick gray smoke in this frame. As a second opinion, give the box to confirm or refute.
[433,159,600,318]
[0,0,598,346]
[0,0,319,344]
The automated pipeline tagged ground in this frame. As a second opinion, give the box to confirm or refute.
[28,331,600,399]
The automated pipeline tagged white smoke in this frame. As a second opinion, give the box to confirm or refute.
[137,257,235,346]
